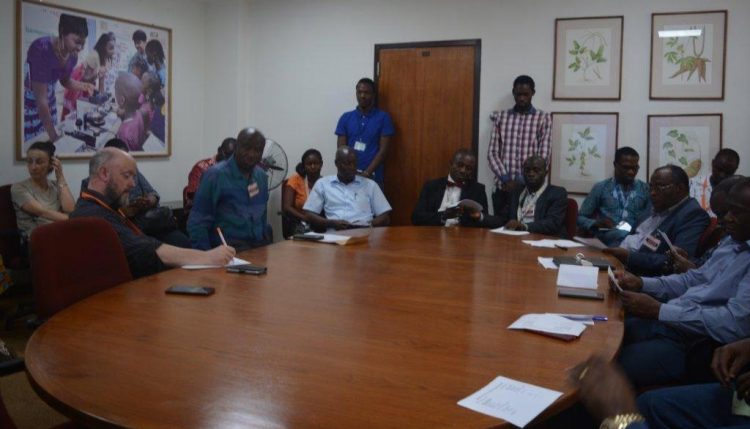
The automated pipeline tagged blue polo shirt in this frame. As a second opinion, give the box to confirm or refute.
[335,106,395,185]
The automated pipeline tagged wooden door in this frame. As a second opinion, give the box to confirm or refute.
[377,41,480,225]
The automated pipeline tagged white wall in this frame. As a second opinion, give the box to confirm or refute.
[230,0,750,215]
[0,0,211,204]
[2,0,748,236]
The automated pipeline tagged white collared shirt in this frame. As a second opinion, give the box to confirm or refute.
[438,174,462,227]
[517,182,548,225]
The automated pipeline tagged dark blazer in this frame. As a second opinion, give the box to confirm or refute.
[411,177,489,226]
[625,197,710,276]
[488,184,568,237]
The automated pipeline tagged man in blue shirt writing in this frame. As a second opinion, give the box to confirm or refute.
[304,146,391,230]
[612,177,750,388]
[336,77,395,186]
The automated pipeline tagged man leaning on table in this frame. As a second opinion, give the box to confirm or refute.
[411,148,490,227]
[577,146,651,247]
[71,148,235,278]
[304,146,391,231]
[610,177,750,389]
[603,164,709,276]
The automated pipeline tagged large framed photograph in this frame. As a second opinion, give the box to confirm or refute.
[553,16,623,100]
[650,10,727,100]
[16,0,172,159]
[550,112,619,194]
[647,114,722,180]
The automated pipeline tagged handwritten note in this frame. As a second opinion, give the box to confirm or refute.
[182,257,251,270]
[458,376,563,427]
[508,313,587,339]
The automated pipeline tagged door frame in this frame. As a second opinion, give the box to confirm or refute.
[373,39,482,177]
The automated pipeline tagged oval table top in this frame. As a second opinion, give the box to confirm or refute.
[26,226,623,428]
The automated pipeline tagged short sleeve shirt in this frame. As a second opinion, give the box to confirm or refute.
[335,107,395,183]
[303,175,392,225]
[11,178,62,237]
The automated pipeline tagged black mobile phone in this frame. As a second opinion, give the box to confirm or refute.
[226,264,267,275]
[165,285,215,296]
[292,233,324,241]
[557,288,604,300]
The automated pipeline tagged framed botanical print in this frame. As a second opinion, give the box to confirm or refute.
[647,114,722,179]
[650,10,727,100]
[550,112,619,194]
[553,16,623,100]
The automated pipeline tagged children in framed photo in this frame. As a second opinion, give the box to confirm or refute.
[647,114,722,180]
[16,0,172,159]
[550,112,619,194]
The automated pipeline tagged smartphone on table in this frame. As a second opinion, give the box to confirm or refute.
[226,264,268,275]
[165,285,215,296]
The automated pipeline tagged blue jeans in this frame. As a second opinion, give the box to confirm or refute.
[638,383,750,429]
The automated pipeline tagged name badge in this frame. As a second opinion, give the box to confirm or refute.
[643,234,661,251]
[248,182,259,198]
[353,141,366,152]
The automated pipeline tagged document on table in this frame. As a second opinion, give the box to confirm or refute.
[508,313,587,340]
[182,257,251,270]
[537,257,558,270]
[491,227,530,236]
[314,232,370,245]
[522,239,585,248]
[556,264,599,289]
[573,236,608,250]
[458,376,563,427]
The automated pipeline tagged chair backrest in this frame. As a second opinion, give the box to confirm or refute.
[565,198,578,239]
[0,185,25,270]
[30,217,132,320]
[696,216,720,257]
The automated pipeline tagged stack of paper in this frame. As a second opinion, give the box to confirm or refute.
[508,313,587,341]
[490,227,530,236]
[304,232,370,246]
[537,257,558,270]
[457,376,563,427]
[556,264,599,289]
[522,239,585,248]
[182,257,251,270]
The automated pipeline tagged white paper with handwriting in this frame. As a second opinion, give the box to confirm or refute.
[458,376,563,427]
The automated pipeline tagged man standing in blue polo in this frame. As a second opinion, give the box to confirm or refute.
[336,77,395,187]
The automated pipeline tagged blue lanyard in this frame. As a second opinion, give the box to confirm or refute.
[612,179,635,219]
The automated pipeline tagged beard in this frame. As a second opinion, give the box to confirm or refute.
[105,182,129,209]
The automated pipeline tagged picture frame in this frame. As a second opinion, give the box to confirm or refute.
[16,0,172,159]
[550,112,619,194]
[647,114,722,180]
[553,16,623,100]
[649,10,727,100]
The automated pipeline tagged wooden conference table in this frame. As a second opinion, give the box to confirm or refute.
[25,227,624,428]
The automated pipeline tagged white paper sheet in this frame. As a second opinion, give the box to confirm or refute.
[508,313,587,338]
[182,257,250,270]
[608,266,623,293]
[457,376,563,427]
[556,264,599,289]
[573,236,608,250]
[552,239,585,248]
[491,227,530,236]
[523,239,585,248]
[537,257,558,270]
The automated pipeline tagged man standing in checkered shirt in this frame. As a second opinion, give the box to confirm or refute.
[487,75,551,216]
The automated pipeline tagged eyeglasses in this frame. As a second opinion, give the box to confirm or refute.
[649,183,674,192]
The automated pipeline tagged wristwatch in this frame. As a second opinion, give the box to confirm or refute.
[599,413,645,429]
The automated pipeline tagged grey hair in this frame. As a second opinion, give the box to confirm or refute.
[88,148,119,179]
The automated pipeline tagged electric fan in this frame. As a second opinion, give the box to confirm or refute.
[259,139,288,190]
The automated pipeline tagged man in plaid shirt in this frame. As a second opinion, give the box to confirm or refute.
[487,75,551,215]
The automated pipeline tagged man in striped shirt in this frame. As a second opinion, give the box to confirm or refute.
[487,75,551,216]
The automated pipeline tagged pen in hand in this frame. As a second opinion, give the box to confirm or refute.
[217,227,228,247]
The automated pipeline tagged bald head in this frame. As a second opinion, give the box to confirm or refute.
[234,128,266,174]
[335,146,358,184]
[88,147,137,207]
[115,72,142,111]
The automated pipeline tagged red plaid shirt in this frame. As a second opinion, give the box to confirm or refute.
[487,106,551,187]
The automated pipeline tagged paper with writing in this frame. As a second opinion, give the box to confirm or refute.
[523,239,585,249]
[491,227,530,236]
[508,313,587,339]
[182,257,251,270]
[457,376,563,427]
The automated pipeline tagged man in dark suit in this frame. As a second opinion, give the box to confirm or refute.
[489,155,568,236]
[604,165,710,276]
[412,149,489,227]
